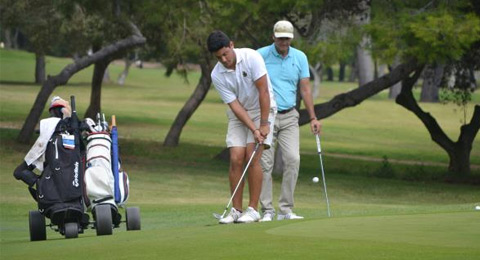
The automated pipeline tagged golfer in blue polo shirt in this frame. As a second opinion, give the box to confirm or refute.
[257,20,322,221]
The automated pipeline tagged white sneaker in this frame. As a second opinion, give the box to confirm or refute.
[277,212,304,220]
[219,208,242,224]
[237,207,261,223]
[260,212,275,222]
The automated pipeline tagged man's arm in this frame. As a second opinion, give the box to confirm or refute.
[299,78,321,134]
[254,74,271,138]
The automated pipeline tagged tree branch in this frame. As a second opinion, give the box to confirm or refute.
[395,66,456,153]
[298,59,422,124]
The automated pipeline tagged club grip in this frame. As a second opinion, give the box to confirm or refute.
[315,134,322,153]
[70,95,76,114]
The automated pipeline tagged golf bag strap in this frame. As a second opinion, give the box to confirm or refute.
[28,186,38,202]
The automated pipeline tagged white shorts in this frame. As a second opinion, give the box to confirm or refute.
[226,109,276,149]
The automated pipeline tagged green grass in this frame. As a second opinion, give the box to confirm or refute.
[1,49,480,259]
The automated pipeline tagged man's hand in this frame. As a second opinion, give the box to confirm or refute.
[259,124,270,138]
[311,119,322,134]
[253,129,265,144]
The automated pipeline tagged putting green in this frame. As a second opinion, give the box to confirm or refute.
[267,212,480,248]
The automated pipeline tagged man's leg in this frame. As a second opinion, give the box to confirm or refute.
[246,143,264,209]
[260,129,277,215]
[229,146,246,211]
[277,111,300,215]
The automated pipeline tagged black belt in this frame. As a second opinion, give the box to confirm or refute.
[278,107,294,114]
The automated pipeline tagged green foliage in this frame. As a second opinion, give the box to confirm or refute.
[407,12,480,63]
[439,87,473,125]
[369,1,480,64]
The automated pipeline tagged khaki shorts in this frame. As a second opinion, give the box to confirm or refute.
[226,109,276,149]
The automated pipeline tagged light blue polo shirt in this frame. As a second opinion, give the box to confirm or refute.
[257,43,310,111]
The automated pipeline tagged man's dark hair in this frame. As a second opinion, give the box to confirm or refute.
[207,30,231,53]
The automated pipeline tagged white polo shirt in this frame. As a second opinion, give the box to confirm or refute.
[211,48,276,111]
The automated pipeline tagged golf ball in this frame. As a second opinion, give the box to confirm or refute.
[475,205,480,210]
[312,177,319,183]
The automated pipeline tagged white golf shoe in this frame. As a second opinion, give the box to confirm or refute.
[260,212,275,222]
[219,208,242,224]
[237,207,261,223]
[277,212,304,220]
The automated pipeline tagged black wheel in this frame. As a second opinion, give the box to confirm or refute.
[126,207,141,231]
[95,204,113,236]
[64,222,78,239]
[29,210,46,241]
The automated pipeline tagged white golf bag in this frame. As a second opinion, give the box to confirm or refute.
[84,133,129,210]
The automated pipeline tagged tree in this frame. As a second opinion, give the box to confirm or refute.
[17,21,146,143]
[0,0,64,84]
[335,0,480,174]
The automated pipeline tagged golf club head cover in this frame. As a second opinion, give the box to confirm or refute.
[13,161,38,187]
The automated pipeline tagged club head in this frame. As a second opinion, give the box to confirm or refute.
[212,213,223,220]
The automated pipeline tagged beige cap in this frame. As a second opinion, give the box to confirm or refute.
[273,20,294,39]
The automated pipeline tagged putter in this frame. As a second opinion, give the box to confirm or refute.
[315,133,331,217]
[213,143,260,220]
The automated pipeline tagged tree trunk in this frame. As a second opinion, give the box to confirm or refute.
[117,58,133,85]
[13,29,20,49]
[3,28,12,48]
[348,61,357,82]
[420,64,443,102]
[35,53,46,84]
[163,59,213,146]
[310,63,321,99]
[326,67,334,81]
[85,60,110,119]
[103,67,111,83]
[339,62,346,82]
[17,23,146,143]
[355,0,374,86]
[389,57,402,99]
[356,39,375,86]
[297,59,422,125]
[396,67,480,175]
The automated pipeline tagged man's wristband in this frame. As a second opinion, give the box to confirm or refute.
[260,119,270,126]
[310,117,317,122]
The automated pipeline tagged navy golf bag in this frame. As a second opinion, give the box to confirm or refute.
[14,96,89,241]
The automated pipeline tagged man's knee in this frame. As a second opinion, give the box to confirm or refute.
[283,151,300,166]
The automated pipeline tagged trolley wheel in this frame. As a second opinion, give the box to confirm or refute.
[95,204,113,236]
[64,222,78,239]
[29,210,46,241]
[126,207,141,231]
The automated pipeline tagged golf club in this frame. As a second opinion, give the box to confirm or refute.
[213,143,260,220]
[315,133,331,217]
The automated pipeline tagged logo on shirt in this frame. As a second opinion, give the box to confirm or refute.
[242,71,247,77]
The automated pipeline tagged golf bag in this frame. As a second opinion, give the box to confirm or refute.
[84,132,129,209]
[14,116,86,225]
[36,118,85,221]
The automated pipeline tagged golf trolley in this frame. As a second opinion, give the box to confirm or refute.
[15,96,140,241]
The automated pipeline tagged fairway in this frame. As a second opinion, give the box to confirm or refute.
[1,49,479,259]
[1,212,479,259]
